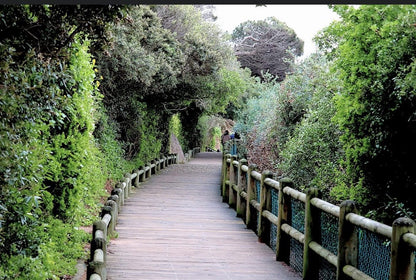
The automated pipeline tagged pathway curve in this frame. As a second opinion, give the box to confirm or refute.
[106,152,300,280]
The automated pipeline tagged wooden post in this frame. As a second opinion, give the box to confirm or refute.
[138,166,145,183]
[112,187,123,206]
[228,155,238,208]
[101,206,114,237]
[221,152,227,196]
[390,217,415,280]
[222,154,231,203]
[337,200,358,280]
[105,200,118,237]
[108,195,120,214]
[91,220,107,261]
[245,164,257,230]
[133,168,140,187]
[117,181,127,201]
[88,248,106,280]
[124,173,132,197]
[258,170,274,244]
[303,187,320,280]
[236,159,248,218]
[146,162,152,179]
[276,177,293,262]
[156,158,161,173]
[150,160,156,175]
[162,155,167,169]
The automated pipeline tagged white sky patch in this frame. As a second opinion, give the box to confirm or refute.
[213,5,340,59]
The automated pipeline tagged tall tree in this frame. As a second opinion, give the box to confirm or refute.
[231,17,304,81]
[315,5,416,221]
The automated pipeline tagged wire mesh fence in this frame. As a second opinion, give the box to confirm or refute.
[289,199,305,274]
[319,211,338,279]
[358,229,391,280]
[223,154,416,280]
[270,188,279,252]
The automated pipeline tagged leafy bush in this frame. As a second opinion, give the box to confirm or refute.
[0,34,106,277]
[169,114,185,149]
[316,5,416,221]
[278,54,345,200]
[234,64,313,171]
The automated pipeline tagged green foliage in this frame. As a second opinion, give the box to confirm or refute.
[99,5,245,155]
[234,62,313,171]
[197,115,228,151]
[317,5,416,221]
[169,114,185,149]
[94,106,130,180]
[44,37,107,222]
[0,4,253,278]
[0,5,121,59]
[278,54,345,200]
[231,16,303,81]
[0,10,112,275]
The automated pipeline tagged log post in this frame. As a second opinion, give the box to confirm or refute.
[88,249,106,280]
[91,220,107,261]
[303,187,320,280]
[146,162,151,179]
[258,170,274,244]
[221,152,228,196]
[150,160,156,175]
[111,187,124,206]
[390,217,415,280]
[276,177,293,262]
[222,154,231,203]
[156,158,161,173]
[236,159,248,218]
[337,200,358,280]
[138,166,145,183]
[116,182,127,201]
[228,155,238,208]
[108,195,120,214]
[105,200,118,236]
[245,164,257,230]
[133,168,140,187]
[101,206,114,237]
[123,173,132,197]
[89,273,101,280]
[162,155,167,169]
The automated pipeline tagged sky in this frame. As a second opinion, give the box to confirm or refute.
[212,5,340,59]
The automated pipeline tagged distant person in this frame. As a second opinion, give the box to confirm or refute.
[230,131,240,140]
[221,130,231,146]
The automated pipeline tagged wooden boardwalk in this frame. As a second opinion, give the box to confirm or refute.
[106,152,301,280]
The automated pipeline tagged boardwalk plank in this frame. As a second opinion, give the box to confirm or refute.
[106,152,301,280]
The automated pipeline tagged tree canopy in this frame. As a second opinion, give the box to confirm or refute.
[231,17,304,81]
[0,5,248,277]
[316,5,416,220]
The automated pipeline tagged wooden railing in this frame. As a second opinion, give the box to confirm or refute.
[221,153,416,280]
[86,148,199,280]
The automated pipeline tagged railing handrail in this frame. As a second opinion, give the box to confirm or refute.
[221,153,416,280]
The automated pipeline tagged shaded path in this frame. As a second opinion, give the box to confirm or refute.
[106,152,300,280]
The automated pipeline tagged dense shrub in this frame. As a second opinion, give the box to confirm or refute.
[278,54,345,201]
[316,5,416,222]
[0,35,105,278]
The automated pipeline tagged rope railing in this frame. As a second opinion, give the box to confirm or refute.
[86,147,200,280]
[221,152,416,280]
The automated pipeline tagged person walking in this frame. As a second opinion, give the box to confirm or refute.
[221,130,231,147]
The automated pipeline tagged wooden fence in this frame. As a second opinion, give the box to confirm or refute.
[221,151,416,280]
[86,148,199,280]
